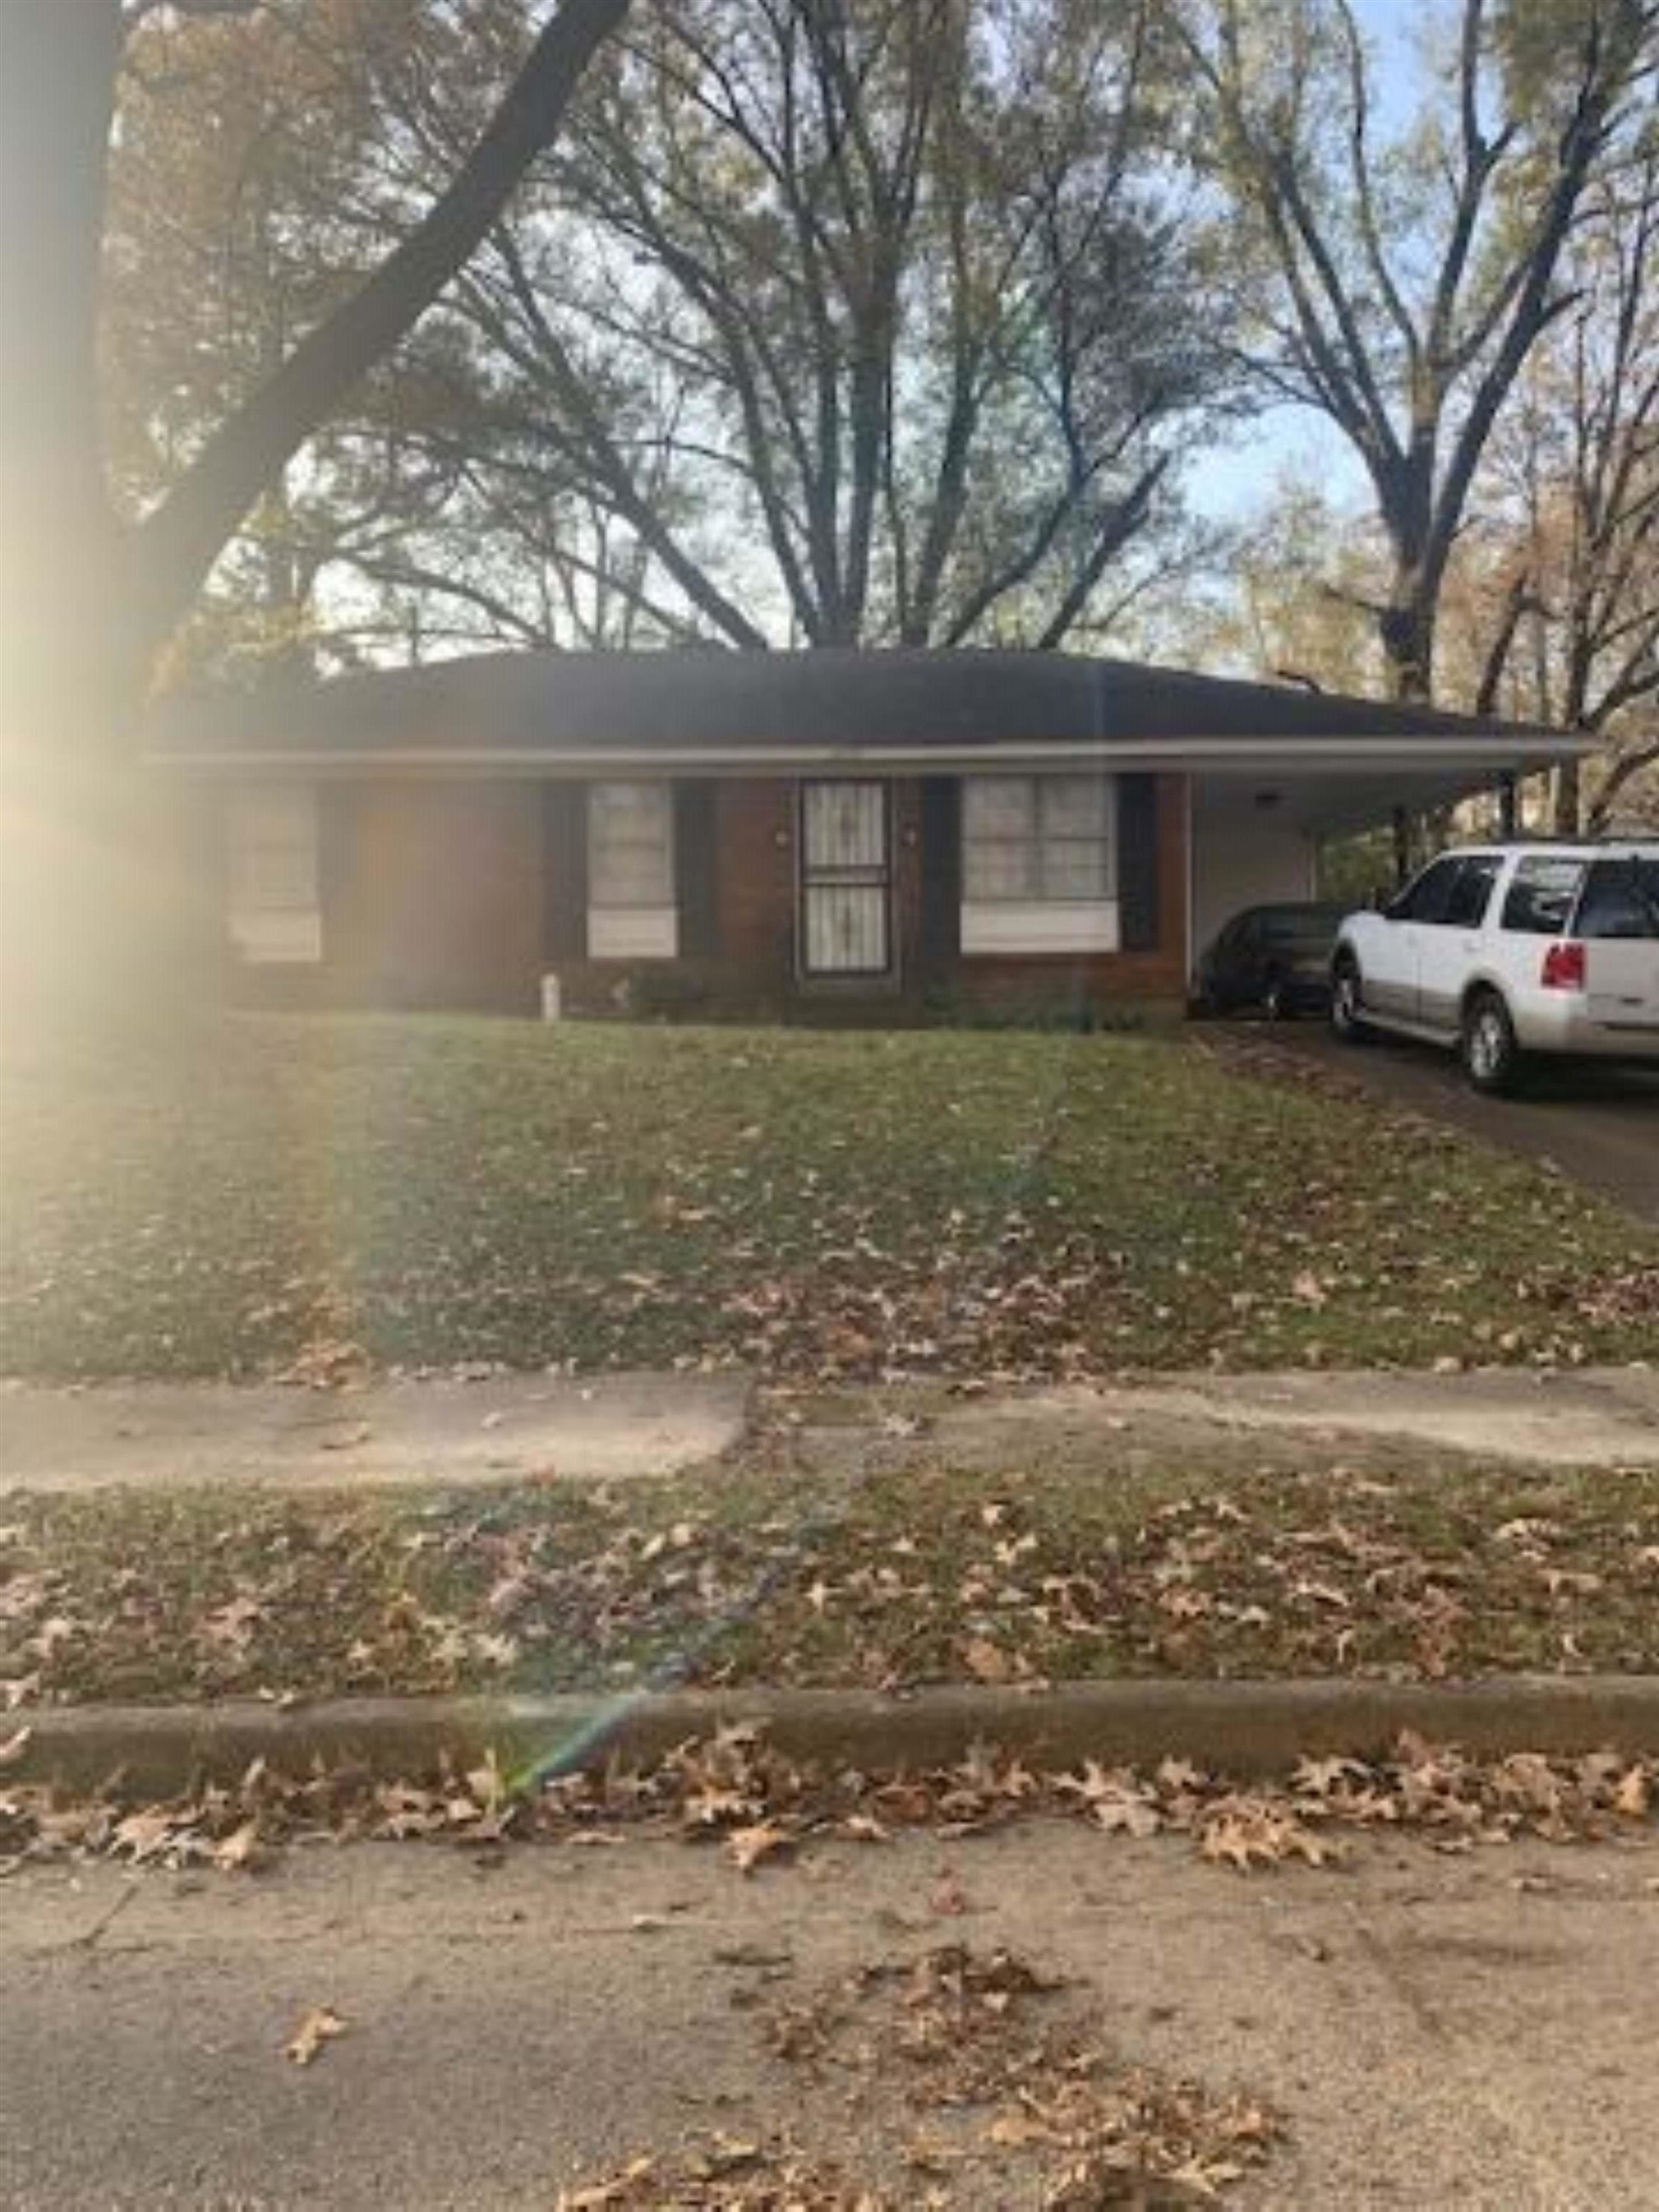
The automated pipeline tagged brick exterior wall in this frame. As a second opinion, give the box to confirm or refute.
[227,770,1190,1021]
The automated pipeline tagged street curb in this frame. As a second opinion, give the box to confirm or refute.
[15,1676,1659,1797]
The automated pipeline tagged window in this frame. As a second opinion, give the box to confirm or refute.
[1387,855,1462,925]
[963,775,1114,902]
[1576,858,1659,941]
[1441,855,1502,929]
[960,775,1118,954]
[226,783,321,963]
[588,782,677,958]
[1501,856,1587,936]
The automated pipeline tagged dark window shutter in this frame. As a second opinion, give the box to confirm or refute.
[1118,774,1161,952]
[674,781,720,957]
[919,776,961,966]
[543,781,588,960]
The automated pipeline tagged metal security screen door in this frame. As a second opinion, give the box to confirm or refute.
[801,781,891,975]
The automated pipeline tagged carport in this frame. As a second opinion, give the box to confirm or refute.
[1188,727,1595,969]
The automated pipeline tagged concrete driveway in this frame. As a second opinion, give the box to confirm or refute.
[1218,1022,1659,1226]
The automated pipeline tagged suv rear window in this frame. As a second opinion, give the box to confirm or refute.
[1575,857,1659,941]
[1502,856,1587,935]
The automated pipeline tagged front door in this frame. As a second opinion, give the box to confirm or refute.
[800,781,892,976]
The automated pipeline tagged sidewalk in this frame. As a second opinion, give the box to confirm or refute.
[931,1362,1659,1470]
[2,1362,1655,1495]
[0,1370,751,1494]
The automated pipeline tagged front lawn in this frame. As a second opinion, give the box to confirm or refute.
[1,1015,1653,1381]
[6,1450,1655,1707]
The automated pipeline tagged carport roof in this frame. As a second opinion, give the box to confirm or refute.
[148,646,1588,774]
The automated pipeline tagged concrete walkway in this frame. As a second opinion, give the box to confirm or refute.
[2,1361,1655,1495]
[1005,1363,1659,1469]
[0,1371,751,1495]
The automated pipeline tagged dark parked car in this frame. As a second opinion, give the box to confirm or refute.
[1195,902,1350,1019]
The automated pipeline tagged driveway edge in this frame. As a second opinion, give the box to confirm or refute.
[15,1676,1659,1797]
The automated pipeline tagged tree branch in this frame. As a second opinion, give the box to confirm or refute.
[132,0,629,655]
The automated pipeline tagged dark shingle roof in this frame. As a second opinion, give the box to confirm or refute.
[148,646,1561,760]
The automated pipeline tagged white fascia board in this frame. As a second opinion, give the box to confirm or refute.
[155,732,1594,778]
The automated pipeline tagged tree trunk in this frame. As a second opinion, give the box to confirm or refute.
[1378,590,1435,708]
[1,0,627,1025]
[1555,757,1582,835]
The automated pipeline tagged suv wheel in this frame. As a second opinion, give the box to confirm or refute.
[1330,955,1369,1043]
[1460,989,1521,1095]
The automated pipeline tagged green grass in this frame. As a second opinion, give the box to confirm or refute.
[1,1013,1653,1382]
[6,1452,1655,1706]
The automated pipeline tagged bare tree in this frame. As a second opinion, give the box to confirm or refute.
[1465,131,1659,825]
[377,0,1234,651]
[1169,0,1657,703]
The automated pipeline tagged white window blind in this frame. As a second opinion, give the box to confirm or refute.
[226,783,322,964]
[963,775,1115,902]
[588,782,677,957]
[961,774,1118,955]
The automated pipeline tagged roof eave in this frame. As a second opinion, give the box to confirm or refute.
[149,731,1589,777]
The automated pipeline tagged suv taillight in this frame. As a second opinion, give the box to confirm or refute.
[1541,941,1586,991]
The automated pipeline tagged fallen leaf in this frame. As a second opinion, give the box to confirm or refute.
[839,1814,889,1844]
[213,1819,262,1872]
[556,2154,658,2207]
[1615,1767,1650,1820]
[727,1823,792,1875]
[285,2006,347,2066]
[961,1636,1011,1684]
[0,1725,32,1768]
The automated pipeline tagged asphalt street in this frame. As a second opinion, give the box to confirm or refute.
[3,1823,1656,2209]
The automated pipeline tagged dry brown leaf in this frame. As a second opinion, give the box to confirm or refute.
[727,1822,792,1876]
[1615,1767,1651,1820]
[839,1815,890,1844]
[212,1820,262,1872]
[1200,1803,1338,1874]
[556,2154,658,2208]
[961,1636,1011,1684]
[285,2006,347,2066]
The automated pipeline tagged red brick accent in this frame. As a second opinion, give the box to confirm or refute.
[228,771,1191,1021]
[714,779,796,980]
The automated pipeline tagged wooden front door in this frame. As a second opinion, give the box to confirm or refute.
[799,781,892,976]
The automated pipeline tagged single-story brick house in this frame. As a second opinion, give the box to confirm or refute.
[148,648,1585,1022]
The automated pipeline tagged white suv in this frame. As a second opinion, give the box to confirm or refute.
[1331,840,1659,1094]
